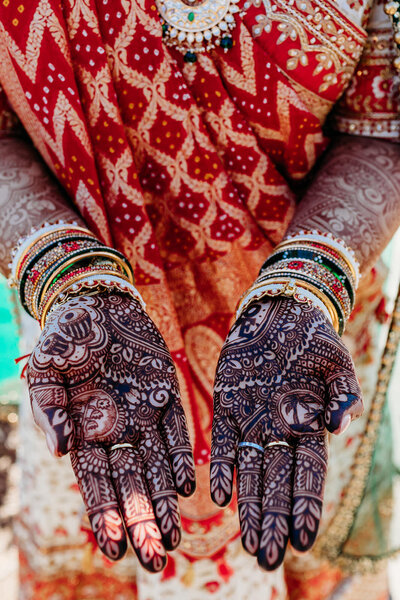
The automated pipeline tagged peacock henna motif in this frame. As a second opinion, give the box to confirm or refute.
[211,297,363,570]
[27,293,195,572]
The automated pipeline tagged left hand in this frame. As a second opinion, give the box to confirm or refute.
[211,297,363,570]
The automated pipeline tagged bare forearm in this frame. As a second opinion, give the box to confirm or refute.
[0,135,85,277]
[286,135,400,272]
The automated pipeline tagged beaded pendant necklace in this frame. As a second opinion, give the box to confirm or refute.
[156,0,247,62]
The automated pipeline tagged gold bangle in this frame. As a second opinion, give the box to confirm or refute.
[292,279,339,332]
[37,263,121,323]
[257,266,351,320]
[40,268,130,328]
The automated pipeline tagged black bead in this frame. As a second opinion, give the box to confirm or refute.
[184,51,197,63]
[220,36,233,49]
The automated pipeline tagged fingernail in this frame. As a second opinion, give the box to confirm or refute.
[337,414,351,435]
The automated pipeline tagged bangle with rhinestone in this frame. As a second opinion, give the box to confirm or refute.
[27,245,134,319]
[236,278,335,324]
[280,230,360,286]
[30,248,128,319]
[284,241,357,290]
[34,259,120,321]
[40,271,145,328]
[260,248,355,305]
[258,267,348,320]
[261,258,353,315]
[38,248,134,304]
[257,269,346,333]
[21,239,102,314]
[17,232,98,283]
[49,257,117,289]
[9,223,95,285]
[51,273,146,317]
[20,242,106,317]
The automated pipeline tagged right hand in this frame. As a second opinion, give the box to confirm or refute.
[211,297,363,570]
[27,292,195,572]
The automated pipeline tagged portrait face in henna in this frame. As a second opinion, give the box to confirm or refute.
[73,391,119,441]
[27,293,196,573]
[211,297,363,570]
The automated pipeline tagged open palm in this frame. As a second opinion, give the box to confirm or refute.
[211,297,362,570]
[27,292,195,572]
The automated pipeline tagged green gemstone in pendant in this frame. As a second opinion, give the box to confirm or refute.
[188,11,195,22]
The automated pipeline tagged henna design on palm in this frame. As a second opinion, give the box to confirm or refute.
[27,293,195,572]
[211,298,362,570]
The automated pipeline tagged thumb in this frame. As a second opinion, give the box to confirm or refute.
[28,380,75,456]
[325,369,363,436]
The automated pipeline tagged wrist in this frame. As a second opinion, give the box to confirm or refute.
[9,221,140,326]
[237,230,359,335]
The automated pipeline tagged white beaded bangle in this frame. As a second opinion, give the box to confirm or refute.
[51,273,146,313]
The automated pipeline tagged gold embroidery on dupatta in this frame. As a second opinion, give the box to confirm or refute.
[1,0,69,83]
[250,0,365,93]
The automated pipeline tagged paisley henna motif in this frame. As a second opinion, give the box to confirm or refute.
[27,293,195,572]
[211,297,362,570]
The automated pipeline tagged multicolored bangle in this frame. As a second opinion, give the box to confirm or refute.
[9,221,138,322]
[8,222,95,286]
[256,270,346,333]
[21,240,103,316]
[37,263,122,324]
[259,260,352,320]
[279,230,360,286]
[260,248,355,306]
[239,230,359,336]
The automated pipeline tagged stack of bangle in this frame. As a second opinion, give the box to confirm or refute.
[9,222,136,325]
[39,271,146,329]
[237,230,360,336]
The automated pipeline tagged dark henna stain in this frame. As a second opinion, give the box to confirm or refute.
[211,296,362,570]
[27,292,195,572]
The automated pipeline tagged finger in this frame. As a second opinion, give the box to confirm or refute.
[70,444,127,560]
[210,413,239,506]
[140,430,181,551]
[325,368,363,435]
[258,444,294,571]
[109,446,167,572]
[28,380,75,456]
[237,444,263,556]
[160,398,195,497]
[290,434,328,552]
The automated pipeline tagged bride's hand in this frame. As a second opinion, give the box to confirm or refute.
[27,292,195,572]
[211,297,362,570]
